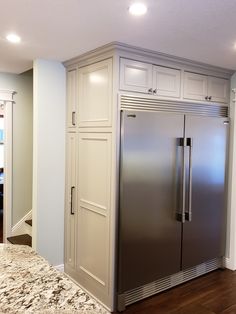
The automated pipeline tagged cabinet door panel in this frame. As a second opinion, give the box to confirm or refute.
[120,58,152,93]
[77,133,111,293]
[67,69,77,128]
[65,132,77,270]
[78,59,112,127]
[153,66,181,98]
[183,72,208,101]
[208,77,229,103]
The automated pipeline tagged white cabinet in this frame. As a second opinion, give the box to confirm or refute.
[64,132,77,272]
[184,72,229,103]
[120,58,152,93]
[78,59,113,127]
[67,69,77,128]
[208,76,229,103]
[120,58,181,98]
[77,132,111,303]
[153,66,181,98]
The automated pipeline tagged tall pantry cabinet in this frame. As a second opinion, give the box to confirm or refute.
[65,56,115,309]
[64,43,232,312]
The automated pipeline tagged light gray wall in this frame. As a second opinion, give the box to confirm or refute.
[33,59,65,265]
[0,70,33,226]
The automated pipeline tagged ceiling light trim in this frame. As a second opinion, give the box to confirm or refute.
[129,3,147,16]
[6,33,21,44]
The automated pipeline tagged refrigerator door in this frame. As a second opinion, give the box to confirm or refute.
[182,115,228,269]
[118,110,184,293]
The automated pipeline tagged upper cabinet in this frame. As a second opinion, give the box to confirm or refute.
[67,69,77,128]
[120,58,229,104]
[78,59,113,128]
[153,66,181,98]
[120,59,152,94]
[184,72,229,104]
[208,76,229,104]
[120,58,181,99]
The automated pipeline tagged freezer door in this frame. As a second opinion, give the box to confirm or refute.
[118,110,184,293]
[182,115,228,270]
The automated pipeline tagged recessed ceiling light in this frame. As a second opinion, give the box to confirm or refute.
[6,33,21,44]
[129,3,147,16]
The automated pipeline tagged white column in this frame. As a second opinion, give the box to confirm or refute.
[33,60,66,265]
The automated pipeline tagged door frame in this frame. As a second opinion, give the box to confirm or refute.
[0,90,15,242]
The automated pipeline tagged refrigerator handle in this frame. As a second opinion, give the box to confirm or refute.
[186,138,193,222]
[182,138,186,223]
[176,138,186,223]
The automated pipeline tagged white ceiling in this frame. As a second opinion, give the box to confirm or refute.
[1,0,236,73]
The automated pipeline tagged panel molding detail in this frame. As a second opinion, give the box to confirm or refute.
[80,266,106,286]
[77,132,111,293]
[78,59,113,127]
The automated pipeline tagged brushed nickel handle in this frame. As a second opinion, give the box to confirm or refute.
[70,186,75,215]
[185,138,193,222]
[153,88,157,94]
[208,96,212,101]
[205,96,208,101]
[72,111,76,126]
[176,138,186,223]
[148,88,153,94]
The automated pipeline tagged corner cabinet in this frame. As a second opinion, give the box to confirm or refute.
[64,43,231,312]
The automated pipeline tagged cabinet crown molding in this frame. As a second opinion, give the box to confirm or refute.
[63,41,234,78]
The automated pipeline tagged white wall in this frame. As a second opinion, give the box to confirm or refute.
[33,59,66,265]
[226,73,236,270]
[0,71,33,226]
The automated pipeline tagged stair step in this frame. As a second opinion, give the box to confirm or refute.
[7,234,32,247]
[25,219,32,226]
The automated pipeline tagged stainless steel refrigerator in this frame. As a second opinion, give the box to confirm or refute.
[118,107,228,310]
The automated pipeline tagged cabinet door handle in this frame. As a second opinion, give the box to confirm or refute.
[70,186,75,215]
[153,88,157,94]
[208,96,212,101]
[148,88,153,94]
[72,111,76,126]
[205,96,208,101]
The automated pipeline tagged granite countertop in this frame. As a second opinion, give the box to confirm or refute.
[0,244,110,314]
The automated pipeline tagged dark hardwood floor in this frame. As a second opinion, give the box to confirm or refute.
[114,269,236,314]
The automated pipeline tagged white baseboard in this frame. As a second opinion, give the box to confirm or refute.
[223,256,235,270]
[55,264,64,272]
[11,210,32,237]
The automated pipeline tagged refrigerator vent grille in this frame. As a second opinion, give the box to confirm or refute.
[124,258,222,307]
[120,95,228,118]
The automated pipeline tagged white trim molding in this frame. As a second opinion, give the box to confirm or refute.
[55,264,65,272]
[0,89,15,242]
[0,90,15,102]
[12,210,32,237]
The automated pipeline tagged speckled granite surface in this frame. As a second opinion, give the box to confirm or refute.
[0,244,110,314]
